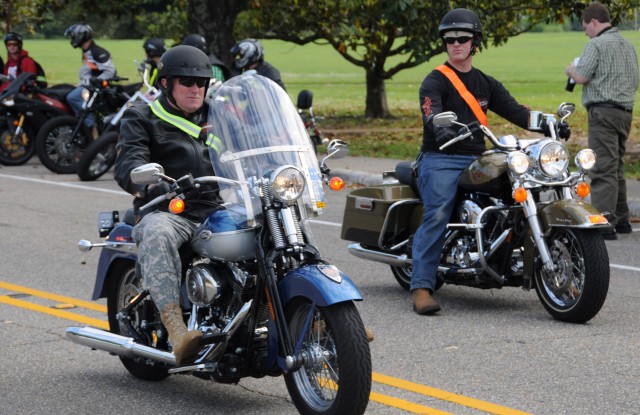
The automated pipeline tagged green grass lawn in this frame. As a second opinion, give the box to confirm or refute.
[22,32,640,176]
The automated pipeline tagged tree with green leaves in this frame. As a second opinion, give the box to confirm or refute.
[238,0,638,118]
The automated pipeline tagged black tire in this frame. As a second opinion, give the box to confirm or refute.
[35,115,92,174]
[106,261,170,381]
[76,131,118,181]
[284,300,372,415]
[0,123,35,166]
[534,228,609,323]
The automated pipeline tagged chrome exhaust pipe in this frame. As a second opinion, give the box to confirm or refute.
[66,326,176,366]
[348,243,412,267]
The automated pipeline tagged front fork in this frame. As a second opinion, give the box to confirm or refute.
[520,192,556,273]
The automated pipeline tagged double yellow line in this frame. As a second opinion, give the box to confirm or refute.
[0,281,531,415]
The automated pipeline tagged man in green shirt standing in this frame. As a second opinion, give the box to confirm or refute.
[565,1,639,239]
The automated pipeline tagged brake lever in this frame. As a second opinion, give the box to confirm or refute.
[439,131,472,151]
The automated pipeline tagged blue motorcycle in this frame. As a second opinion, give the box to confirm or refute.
[67,74,371,415]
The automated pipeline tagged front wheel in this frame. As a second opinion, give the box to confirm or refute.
[106,261,170,381]
[0,123,35,166]
[284,300,372,415]
[35,115,92,174]
[76,131,118,181]
[534,228,609,323]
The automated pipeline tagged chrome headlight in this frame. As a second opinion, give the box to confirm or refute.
[270,166,306,203]
[507,151,530,175]
[539,141,569,176]
[575,149,596,171]
[81,88,91,101]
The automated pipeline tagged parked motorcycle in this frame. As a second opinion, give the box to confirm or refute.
[67,74,372,415]
[297,90,330,154]
[0,72,74,166]
[341,103,610,323]
[35,76,141,174]
[76,65,161,181]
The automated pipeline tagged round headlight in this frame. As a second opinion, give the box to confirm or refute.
[270,166,306,203]
[507,151,530,175]
[575,149,596,171]
[81,88,91,101]
[539,142,569,177]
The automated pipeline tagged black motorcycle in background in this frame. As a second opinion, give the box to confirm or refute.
[35,76,141,174]
[0,72,74,166]
[297,90,330,154]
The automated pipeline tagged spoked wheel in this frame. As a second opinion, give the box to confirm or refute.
[106,262,170,381]
[0,125,35,166]
[534,228,609,323]
[76,131,118,181]
[35,115,92,174]
[284,300,371,415]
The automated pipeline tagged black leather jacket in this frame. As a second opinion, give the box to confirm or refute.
[114,95,222,222]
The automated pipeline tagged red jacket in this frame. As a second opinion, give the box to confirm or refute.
[0,49,38,92]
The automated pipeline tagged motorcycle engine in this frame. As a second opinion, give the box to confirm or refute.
[457,200,482,224]
[186,263,225,307]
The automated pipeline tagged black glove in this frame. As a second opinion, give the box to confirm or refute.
[145,182,171,201]
[90,77,104,87]
[558,121,571,141]
[541,120,552,137]
[435,126,457,148]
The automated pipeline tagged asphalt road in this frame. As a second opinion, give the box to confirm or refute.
[1,159,640,415]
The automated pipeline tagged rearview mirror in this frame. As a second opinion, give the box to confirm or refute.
[130,163,164,185]
[432,111,457,127]
[557,102,576,118]
[326,139,349,159]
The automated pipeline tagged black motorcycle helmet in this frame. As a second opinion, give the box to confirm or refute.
[64,23,93,49]
[156,45,212,106]
[143,37,167,58]
[182,34,209,54]
[4,32,22,49]
[438,8,483,53]
[230,39,264,70]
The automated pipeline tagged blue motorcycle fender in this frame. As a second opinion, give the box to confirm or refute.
[90,224,137,300]
[277,264,363,307]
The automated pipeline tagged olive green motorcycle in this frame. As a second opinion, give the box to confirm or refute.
[341,103,610,323]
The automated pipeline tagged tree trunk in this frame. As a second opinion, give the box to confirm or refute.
[187,0,249,69]
[365,68,391,118]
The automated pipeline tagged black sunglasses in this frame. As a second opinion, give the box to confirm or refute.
[444,36,473,45]
[178,77,208,88]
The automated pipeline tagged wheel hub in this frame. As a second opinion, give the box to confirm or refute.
[543,242,574,296]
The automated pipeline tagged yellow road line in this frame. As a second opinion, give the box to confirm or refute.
[0,281,107,313]
[373,373,533,415]
[370,391,455,414]
[0,295,109,330]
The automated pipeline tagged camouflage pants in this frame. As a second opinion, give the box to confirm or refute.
[132,211,197,313]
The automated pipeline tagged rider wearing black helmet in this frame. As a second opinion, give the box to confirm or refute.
[0,32,38,92]
[230,38,286,90]
[142,38,167,86]
[182,33,231,82]
[64,22,116,128]
[115,45,221,366]
[410,8,531,316]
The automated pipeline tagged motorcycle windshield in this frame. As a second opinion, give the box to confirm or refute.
[206,73,325,226]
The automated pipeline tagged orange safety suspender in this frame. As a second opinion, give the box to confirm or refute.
[435,64,488,127]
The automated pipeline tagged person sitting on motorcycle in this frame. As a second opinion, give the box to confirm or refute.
[411,8,531,315]
[114,45,221,365]
[230,38,286,91]
[64,22,117,129]
[142,37,167,87]
[182,33,231,82]
[0,32,38,92]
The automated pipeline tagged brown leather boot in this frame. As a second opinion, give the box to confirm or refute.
[161,303,203,366]
[364,327,375,343]
[412,288,441,315]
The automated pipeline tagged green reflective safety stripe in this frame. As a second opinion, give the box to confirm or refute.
[206,133,224,154]
[150,100,201,138]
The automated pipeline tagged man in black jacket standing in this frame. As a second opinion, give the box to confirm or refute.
[114,45,218,365]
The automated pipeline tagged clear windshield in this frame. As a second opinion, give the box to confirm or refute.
[206,73,325,225]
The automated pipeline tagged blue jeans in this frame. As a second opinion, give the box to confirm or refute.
[67,86,96,128]
[411,152,476,292]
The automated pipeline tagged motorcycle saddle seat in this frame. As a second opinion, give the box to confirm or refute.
[395,161,420,197]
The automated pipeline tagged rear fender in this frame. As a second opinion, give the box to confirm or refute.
[90,223,137,300]
[278,264,362,307]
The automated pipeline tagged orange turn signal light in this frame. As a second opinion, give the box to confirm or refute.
[587,215,608,224]
[329,177,345,191]
[513,187,528,203]
[169,198,185,214]
[575,181,590,198]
